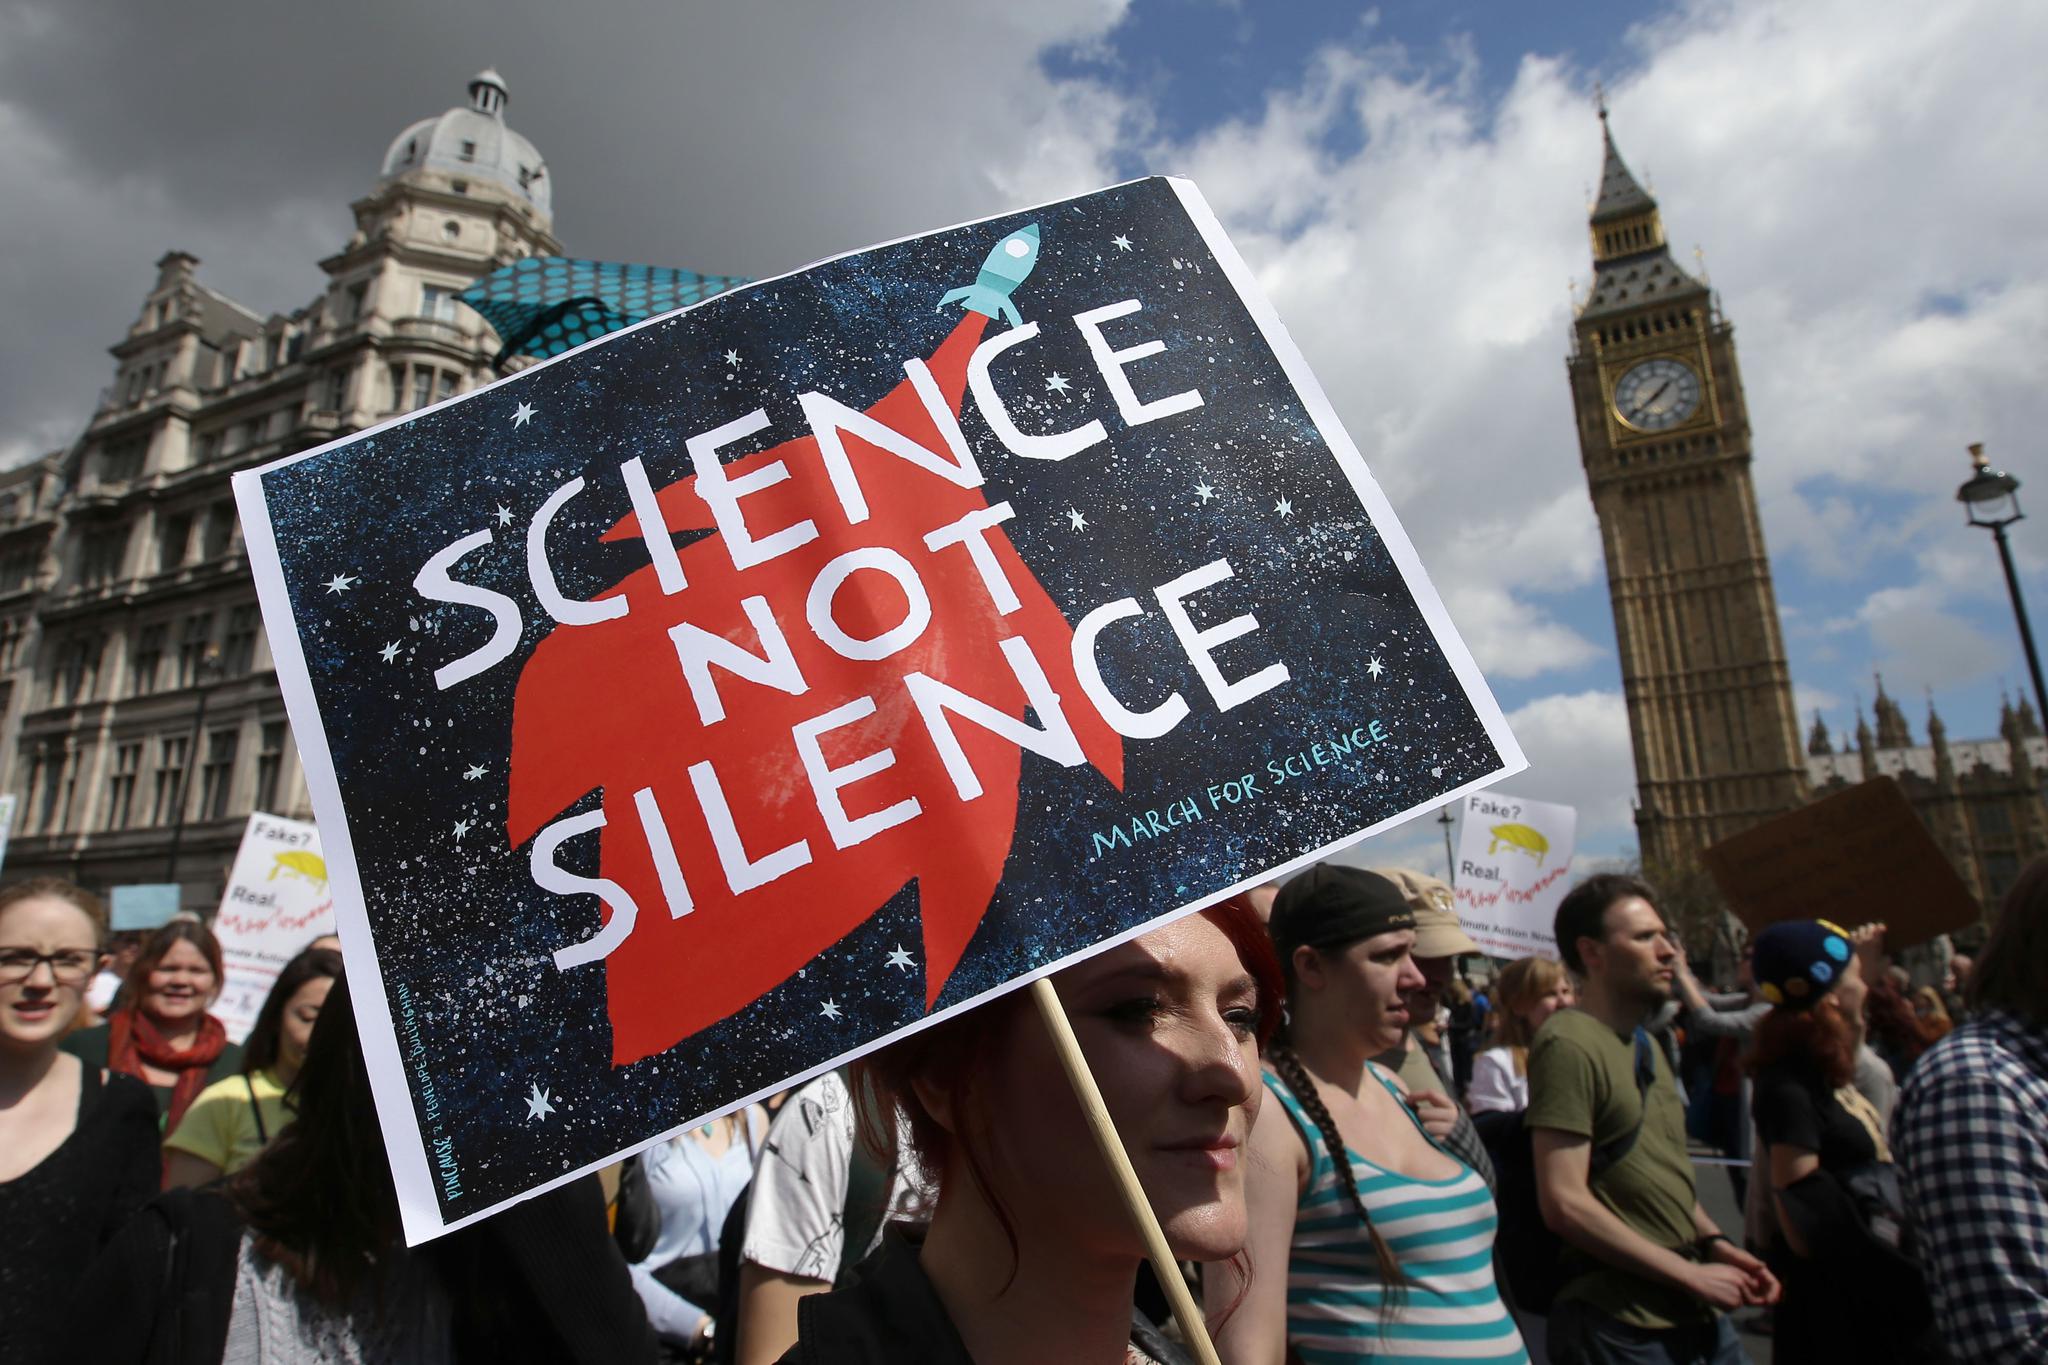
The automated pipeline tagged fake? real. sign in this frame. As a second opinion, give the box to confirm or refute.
[212,812,336,1043]
[1452,791,1577,962]
[236,177,1524,1241]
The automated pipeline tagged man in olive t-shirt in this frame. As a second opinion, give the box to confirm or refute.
[1527,874,1779,1365]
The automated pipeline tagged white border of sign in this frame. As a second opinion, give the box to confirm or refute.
[236,177,1527,1243]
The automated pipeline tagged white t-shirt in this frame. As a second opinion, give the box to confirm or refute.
[1466,1045,1529,1115]
[739,1070,933,1283]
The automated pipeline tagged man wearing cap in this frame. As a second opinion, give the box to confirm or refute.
[1372,867,1478,1094]
[1529,873,1777,1365]
[1364,867,1498,1188]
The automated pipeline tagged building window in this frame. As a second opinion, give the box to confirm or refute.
[256,721,287,812]
[53,635,104,706]
[200,728,239,820]
[345,281,369,321]
[220,343,241,385]
[197,431,221,463]
[0,619,23,670]
[387,364,405,411]
[131,624,165,696]
[80,525,128,586]
[100,441,144,484]
[33,747,64,833]
[421,285,460,323]
[324,368,349,413]
[412,370,435,410]
[176,613,215,688]
[437,370,458,401]
[202,500,237,560]
[443,219,461,241]
[223,603,260,675]
[1975,802,2013,837]
[106,741,141,830]
[159,513,192,572]
[151,734,189,826]
[0,550,35,595]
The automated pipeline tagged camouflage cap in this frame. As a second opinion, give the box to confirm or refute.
[1372,867,1480,960]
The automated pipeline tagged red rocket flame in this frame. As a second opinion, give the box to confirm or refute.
[507,313,1124,1065]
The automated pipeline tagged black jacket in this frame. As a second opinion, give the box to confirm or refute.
[780,1227,1192,1365]
[65,1177,657,1365]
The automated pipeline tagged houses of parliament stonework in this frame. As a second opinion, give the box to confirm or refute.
[1569,112,2046,927]
[0,77,2037,928]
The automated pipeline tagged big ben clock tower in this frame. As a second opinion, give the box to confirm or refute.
[1567,110,1808,873]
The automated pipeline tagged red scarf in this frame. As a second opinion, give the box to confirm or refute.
[108,1006,228,1133]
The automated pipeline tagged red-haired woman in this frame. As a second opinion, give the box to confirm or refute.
[63,919,241,1135]
[778,895,1281,1364]
[1749,919,1940,1363]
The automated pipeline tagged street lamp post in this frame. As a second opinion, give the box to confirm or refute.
[1438,807,1457,885]
[1956,442,2048,726]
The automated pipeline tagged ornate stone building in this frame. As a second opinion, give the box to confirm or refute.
[1566,111,1809,875]
[0,71,559,906]
[1807,682,2048,915]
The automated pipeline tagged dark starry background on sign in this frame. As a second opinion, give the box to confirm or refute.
[257,177,1509,1224]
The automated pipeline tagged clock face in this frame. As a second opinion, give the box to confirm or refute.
[1613,357,1702,431]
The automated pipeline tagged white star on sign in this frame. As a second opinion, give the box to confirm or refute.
[323,573,358,595]
[886,945,916,972]
[1066,508,1088,532]
[723,348,741,366]
[1367,656,1385,680]
[378,641,401,663]
[1045,372,1071,394]
[1275,497,1294,518]
[1194,482,1215,502]
[819,999,843,1021]
[463,763,486,781]
[494,504,514,527]
[1112,234,1134,251]
[524,1083,556,1122]
[511,402,537,428]
[452,818,473,841]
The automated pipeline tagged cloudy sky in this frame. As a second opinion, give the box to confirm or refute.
[4,0,2043,870]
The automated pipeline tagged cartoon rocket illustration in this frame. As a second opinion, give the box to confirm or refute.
[937,223,1039,327]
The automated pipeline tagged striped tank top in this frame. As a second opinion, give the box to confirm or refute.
[1265,1067,1528,1364]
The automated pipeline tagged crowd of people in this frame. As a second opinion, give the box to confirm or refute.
[1,855,2044,1363]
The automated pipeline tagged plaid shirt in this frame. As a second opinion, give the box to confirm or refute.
[1891,1009,2048,1363]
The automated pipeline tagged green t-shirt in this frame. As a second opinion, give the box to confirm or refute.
[1524,1008,1708,1329]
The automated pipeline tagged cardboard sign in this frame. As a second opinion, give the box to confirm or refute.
[1701,777,1978,949]
[212,813,336,1043]
[235,177,1523,1241]
[1452,791,1576,960]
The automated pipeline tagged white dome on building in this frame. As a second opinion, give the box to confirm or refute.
[380,70,551,220]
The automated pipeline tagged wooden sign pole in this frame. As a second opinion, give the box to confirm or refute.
[1029,977,1225,1365]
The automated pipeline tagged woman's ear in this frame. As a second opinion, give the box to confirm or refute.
[910,1072,956,1135]
[1291,944,1325,992]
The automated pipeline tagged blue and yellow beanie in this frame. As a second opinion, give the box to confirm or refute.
[1753,919,1854,1010]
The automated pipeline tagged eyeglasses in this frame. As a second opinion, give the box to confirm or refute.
[0,948,99,986]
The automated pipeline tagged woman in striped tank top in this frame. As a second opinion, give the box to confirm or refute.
[1210,866,1527,1364]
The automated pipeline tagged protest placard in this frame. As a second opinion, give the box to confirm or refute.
[109,883,181,933]
[1702,776,1978,948]
[236,177,1524,1240]
[212,812,336,1042]
[1452,791,1576,960]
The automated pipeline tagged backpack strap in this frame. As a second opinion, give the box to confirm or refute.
[1588,1027,1657,1181]
[244,1074,268,1146]
[837,1076,895,1283]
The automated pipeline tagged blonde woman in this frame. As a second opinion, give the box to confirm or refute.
[1467,957,1574,1116]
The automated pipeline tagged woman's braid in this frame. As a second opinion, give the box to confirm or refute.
[1268,1045,1408,1303]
